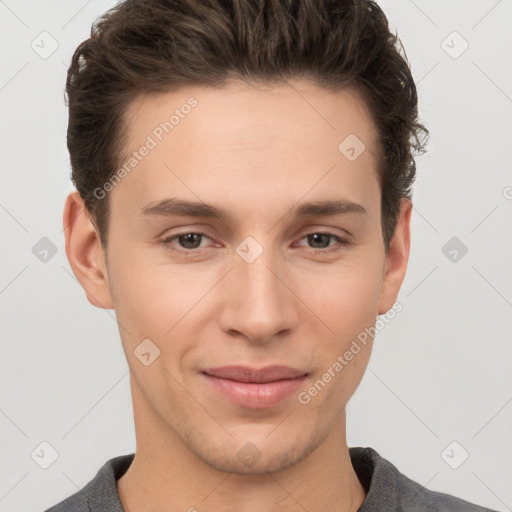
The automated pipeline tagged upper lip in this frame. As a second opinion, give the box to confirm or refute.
[203,365,308,383]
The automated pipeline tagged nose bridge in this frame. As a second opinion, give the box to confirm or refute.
[240,251,281,304]
[219,238,297,343]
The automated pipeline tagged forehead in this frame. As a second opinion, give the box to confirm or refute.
[112,79,381,218]
[123,79,379,153]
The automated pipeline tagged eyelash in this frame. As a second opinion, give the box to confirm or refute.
[160,231,352,255]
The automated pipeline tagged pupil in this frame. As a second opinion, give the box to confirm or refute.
[309,233,330,248]
[179,233,202,249]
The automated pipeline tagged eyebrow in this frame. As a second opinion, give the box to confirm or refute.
[139,197,368,220]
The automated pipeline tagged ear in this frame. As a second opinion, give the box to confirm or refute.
[377,198,412,315]
[63,190,114,309]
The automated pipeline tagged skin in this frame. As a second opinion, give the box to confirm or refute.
[63,79,411,512]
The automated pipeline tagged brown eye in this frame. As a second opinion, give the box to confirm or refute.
[297,232,351,254]
[161,232,212,251]
[177,233,203,249]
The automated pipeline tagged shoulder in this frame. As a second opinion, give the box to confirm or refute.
[350,447,499,512]
[44,454,134,512]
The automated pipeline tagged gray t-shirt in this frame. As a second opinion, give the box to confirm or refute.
[45,446,499,511]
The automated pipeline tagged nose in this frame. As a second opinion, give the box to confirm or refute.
[217,244,299,345]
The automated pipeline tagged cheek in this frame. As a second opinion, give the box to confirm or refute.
[299,255,383,399]
[308,257,384,337]
[108,250,224,377]
[106,250,192,347]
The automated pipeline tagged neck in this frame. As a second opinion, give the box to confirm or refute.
[118,379,366,512]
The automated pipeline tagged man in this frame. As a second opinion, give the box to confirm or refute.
[47,0,498,510]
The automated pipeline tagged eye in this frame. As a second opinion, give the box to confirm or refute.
[160,231,213,251]
[297,232,351,253]
[160,230,352,254]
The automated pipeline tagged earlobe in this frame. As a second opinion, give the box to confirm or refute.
[63,190,114,310]
[377,198,412,315]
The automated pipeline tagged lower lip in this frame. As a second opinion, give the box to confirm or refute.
[203,374,308,409]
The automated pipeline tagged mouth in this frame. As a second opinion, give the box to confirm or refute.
[202,365,309,409]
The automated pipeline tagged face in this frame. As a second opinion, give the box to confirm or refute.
[66,79,410,474]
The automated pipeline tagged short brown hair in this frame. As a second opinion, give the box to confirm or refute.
[66,0,428,251]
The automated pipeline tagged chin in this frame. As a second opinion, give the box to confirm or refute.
[185,426,327,475]
[201,443,309,475]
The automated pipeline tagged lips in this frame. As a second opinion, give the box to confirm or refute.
[202,365,308,409]
[203,365,307,383]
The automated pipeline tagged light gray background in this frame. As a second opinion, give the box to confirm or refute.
[1,1,511,511]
